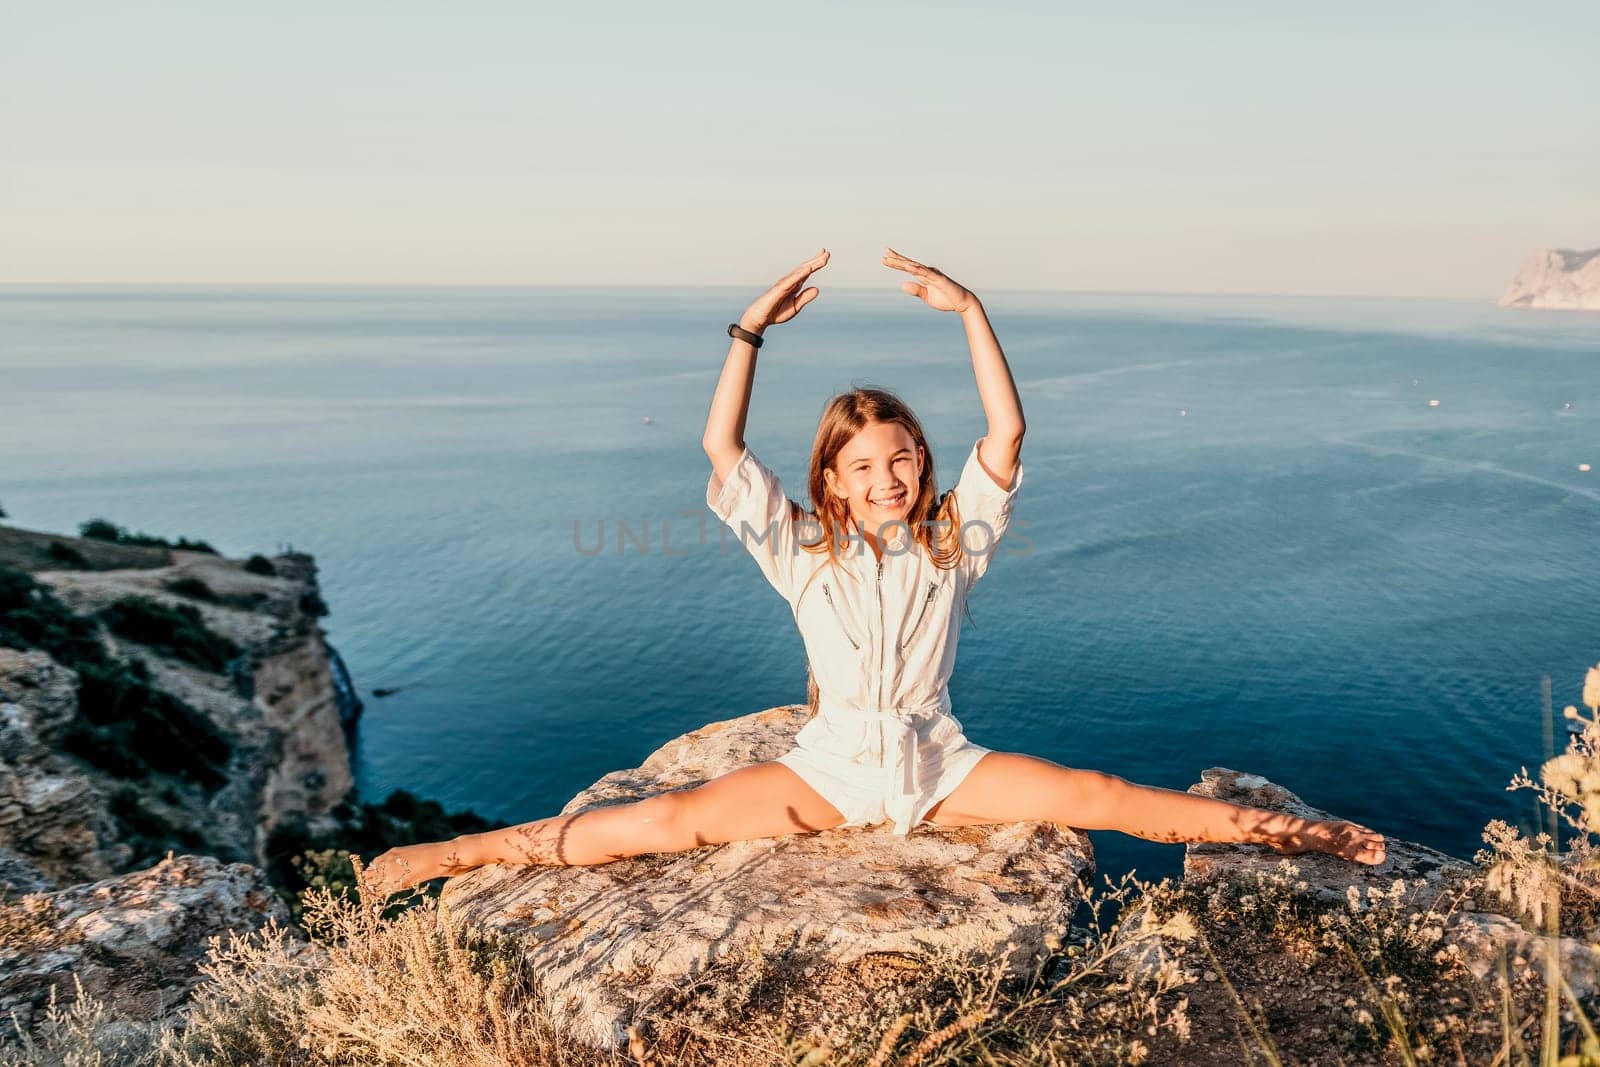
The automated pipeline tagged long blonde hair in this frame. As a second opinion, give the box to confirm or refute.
[784,388,974,720]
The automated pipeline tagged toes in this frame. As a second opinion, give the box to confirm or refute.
[364,851,412,896]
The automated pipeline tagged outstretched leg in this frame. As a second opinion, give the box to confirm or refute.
[365,761,847,895]
[924,752,1386,865]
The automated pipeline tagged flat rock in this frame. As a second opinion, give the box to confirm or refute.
[1447,911,1600,995]
[1183,767,1475,911]
[442,703,1094,1050]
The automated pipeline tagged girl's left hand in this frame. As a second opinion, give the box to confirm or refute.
[883,247,977,313]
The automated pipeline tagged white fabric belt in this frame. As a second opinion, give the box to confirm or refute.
[814,690,953,835]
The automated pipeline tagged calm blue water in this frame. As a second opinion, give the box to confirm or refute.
[2,285,1598,889]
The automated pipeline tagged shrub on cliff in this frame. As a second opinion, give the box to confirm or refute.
[46,541,89,568]
[95,595,242,673]
[78,518,218,555]
[163,578,270,612]
[244,554,277,576]
[70,656,232,792]
[165,577,218,602]
[0,563,107,666]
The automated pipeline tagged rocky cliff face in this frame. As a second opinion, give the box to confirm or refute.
[0,524,357,891]
[0,648,128,886]
[1499,247,1600,311]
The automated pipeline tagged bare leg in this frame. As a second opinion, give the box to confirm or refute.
[365,761,847,895]
[924,752,1386,865]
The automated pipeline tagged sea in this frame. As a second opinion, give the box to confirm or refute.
[2,284,1597,890]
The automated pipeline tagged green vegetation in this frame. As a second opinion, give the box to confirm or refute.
[0,564,109,667]
[244,554,277,576]
[95,595,242,673]
[69,656,232,790]
[264,790,492,919]
[164,576,218,602]
[163,577,270,612]
[78,518,218,554]
[0,563,234,797]
[46,541,89,568]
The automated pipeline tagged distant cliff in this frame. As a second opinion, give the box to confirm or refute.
[1498,247,1600,311]
[0,523,357,891]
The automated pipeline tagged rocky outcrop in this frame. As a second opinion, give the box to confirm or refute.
[442,704,1094,1050]
[1171,767,1593,1004]
[1499,247,1600,311]
[1183,768,1473,912]
[0,649,126,886]
[0,853,292,1039]
[0,528,355,883]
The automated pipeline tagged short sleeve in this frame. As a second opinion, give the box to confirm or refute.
[951,436,1023,588]
[707,446,807,605]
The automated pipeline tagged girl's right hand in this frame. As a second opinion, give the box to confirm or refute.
[738,248,830,334]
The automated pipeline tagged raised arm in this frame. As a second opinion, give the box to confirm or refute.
[702,248,831,481]
[883,246,1026,488]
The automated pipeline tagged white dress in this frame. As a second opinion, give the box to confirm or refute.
[706,436,1024,835]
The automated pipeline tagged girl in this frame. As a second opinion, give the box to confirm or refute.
[366,247,1385,895]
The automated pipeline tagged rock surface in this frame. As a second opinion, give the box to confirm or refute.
[0,853,292,1039]
[1499,247,1600,311]
[0,650,125,885]
[1184,767,1474,911]
[442,703,1094,1050]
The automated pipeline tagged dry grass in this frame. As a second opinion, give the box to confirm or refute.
[152,859,618,1066]
[623,868,1198,1066]
[2,868,1198,1066]
[1,976,163,1067]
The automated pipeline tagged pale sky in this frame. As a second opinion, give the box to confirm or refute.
[2,2,1595,297]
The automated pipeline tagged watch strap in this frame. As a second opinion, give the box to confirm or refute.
[727,323,764,349]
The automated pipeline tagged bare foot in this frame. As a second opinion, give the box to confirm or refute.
[364,840,478,897]
[1267,818,1387,866]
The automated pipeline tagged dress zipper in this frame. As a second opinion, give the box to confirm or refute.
[876,555,884,713]
[821,582,861,651]
[898,580,939,653]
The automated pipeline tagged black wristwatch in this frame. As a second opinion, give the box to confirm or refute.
[727,323,764,349]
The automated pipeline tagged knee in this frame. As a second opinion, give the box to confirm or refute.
[1099,771,1133,794]
[1067,769,1133,826]
[629,789,692,846]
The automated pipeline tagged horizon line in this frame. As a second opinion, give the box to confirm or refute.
[0,282,1498,303]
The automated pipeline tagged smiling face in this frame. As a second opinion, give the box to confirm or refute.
[823,420,925,537]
